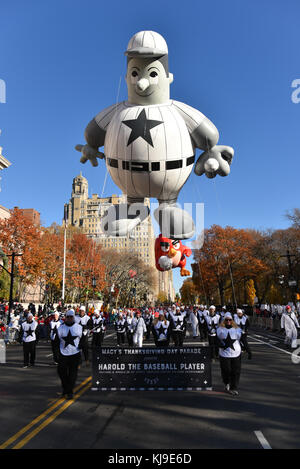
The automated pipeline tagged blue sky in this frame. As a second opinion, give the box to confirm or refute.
[0,0,299,292]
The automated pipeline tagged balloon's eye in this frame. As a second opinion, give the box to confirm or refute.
[160,242,169,253]
[150,71,158,78]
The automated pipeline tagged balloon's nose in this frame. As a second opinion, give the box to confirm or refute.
[168,248,177,258]
[137,78,150,91]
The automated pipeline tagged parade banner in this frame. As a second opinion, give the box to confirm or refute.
[91,346,212,391]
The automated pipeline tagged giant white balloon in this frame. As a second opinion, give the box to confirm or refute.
[76,31,234,239]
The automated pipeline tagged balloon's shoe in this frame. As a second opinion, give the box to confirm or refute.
[101,203,150,237]
[154,204,195,240]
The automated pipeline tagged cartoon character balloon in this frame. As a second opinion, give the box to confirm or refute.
[155,234,192,276]
[76,30,234,240]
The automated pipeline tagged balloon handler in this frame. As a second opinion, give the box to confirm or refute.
[76,31,234,240]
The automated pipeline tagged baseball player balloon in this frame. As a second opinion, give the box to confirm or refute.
[76,30,234,239]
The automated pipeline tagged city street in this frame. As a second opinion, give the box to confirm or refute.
[0,326,299,450]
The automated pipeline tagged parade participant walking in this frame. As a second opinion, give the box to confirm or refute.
[90,309,106,348]
[219,306,227,321]
[49,311,63,364]
[19,312,39,368]
[115,313,127,347]
[197,305,208,340]
[190,309,199,339]
[281,305,300,349]
[169,307,187,346]
[234,308,252,359]
[144,309,152,340]
[132,310,147,347]
[205,306,221,359]
[75,306,91,365]
[126,310,135,346]
[152,312,170,347]
[217,312,242,396]
[9,312,20,343]
[57,309,83,399]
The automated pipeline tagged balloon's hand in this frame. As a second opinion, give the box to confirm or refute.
[158,256,173,271]
[75,144,105,167]
[194,145,234,179]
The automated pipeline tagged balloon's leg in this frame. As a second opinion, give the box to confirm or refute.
[154,200,195,240]
[100,201,149,237]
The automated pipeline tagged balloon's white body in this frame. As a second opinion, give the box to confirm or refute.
[96,100,206,202]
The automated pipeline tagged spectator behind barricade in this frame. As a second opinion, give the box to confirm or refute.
[255,306,261,317]
[0,320,6,340]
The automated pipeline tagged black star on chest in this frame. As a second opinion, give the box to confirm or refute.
[158,324,167,336]
[117,321,125,331]
[122,109,163,147]
[175,318,182,328]
[222,330,236,350]
[26,327,34,337]
[62,329,78,348]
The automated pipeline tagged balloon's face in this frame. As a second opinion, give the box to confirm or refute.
[156,236,183,267]
[126,57,173,105]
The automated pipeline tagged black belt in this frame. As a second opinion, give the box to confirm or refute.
[107,156,195,172]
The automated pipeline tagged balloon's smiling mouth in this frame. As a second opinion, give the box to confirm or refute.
[135,89,154,97]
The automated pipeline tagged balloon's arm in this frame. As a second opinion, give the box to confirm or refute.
[75,119,106,167]
[85,118,106,149]
[190,117,219,151]
[183,246,192,257]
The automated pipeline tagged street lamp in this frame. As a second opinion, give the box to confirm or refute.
[0,249,22,323]
[280,249,299,304]
[62,206,68,305]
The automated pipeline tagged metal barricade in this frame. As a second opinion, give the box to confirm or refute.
[0,329,6,363]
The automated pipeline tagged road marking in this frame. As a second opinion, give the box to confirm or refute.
[0,376,91,449]
[254,431,272,449]
[249,335,293,356]
[12,382,91,449]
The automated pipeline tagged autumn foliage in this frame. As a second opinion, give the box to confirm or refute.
[189,226,267,305]
[1,207,300,306]
[0,208,156,304]
[188,221,300,306]
[0,208,42,293]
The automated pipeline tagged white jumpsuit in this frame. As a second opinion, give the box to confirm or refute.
[189,311,199,338]
[132,317,147,347]
[281,312,299,348]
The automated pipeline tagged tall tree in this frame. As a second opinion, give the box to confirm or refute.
[192,225,267,306]
[0,208,42,299]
